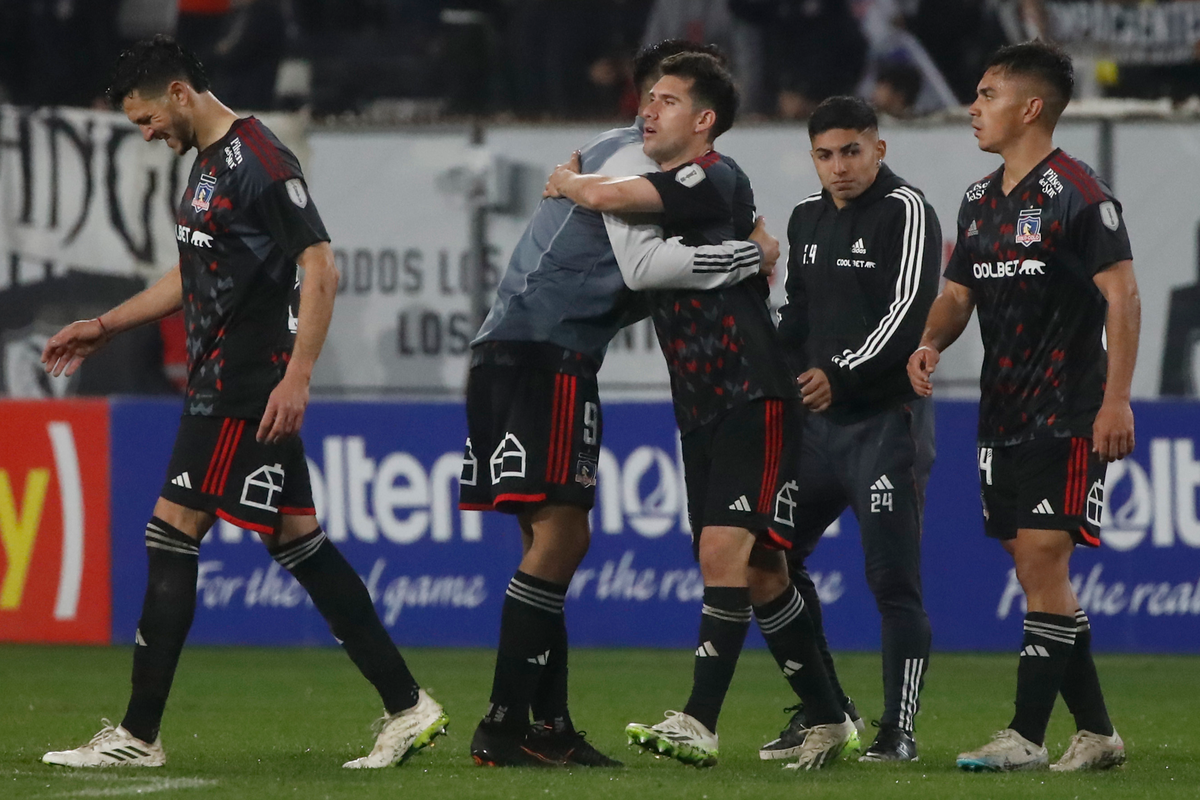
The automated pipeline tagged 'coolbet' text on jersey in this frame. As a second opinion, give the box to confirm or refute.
[642,152,796,433]
[944,149,1133,446]
[177,117,330,418]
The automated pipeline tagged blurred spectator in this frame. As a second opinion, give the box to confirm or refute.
[871,61,922,117]
[648,0,770,114]
[853,0,957,115]
[730,0,867,119]
[209,0,293,110]
[907,0,1008,104]
[1,0,121,107]
[500,1,649,119]
[177,0,232,70]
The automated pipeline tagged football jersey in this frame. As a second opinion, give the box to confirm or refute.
[944,148,1133,446]
[643,152,797,433]
[176,117,329,419]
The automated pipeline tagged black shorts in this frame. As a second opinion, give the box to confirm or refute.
[977,436,1107,547]
[681,398,802,553]
[160,415,315,535]
[459,344,602,514]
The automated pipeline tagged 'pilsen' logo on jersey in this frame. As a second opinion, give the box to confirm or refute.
[191,173,217,213]
[966,179,990,202]
[1015,209,1042,247]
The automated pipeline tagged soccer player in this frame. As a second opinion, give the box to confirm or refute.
[39,37,447,769]
[547,53,855,771]
[460,41,780,767]
[766,96,940,763]
[908,41,1139,772]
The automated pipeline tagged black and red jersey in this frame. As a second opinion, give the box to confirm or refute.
[944,148,1133,446]
[642,152,797,433]
[176,117,329,419]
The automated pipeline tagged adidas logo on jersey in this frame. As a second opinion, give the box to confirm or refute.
[1032,499,1054,515]
[967,220,979,237]
[851,238,867,255]
[171,472,192,489]
[1021,644,1051,657]
[696,641,719,658]
[728,495,752,512]
[870,475,894,491]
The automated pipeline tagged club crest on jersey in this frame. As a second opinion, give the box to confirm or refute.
[1015,208,1042,247]
[191,173,217,213]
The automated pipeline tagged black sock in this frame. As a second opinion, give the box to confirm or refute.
[1009,611,1076,745]
[483,571,567,736]
[1060,610,1114,736]
[682,587,751,733]
[792,565,851,709]
[121,518,199,743]
[755,583,844,726]
[531,613,574,733]
[272,529,418,714]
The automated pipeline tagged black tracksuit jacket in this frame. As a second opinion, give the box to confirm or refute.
[778,165,942,424]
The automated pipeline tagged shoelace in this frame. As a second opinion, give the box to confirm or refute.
[88,720,120,746]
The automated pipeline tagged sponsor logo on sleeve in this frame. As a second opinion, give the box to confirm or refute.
[675,164,705,188]
[285,178,309,208]
[1099,200,1120,231]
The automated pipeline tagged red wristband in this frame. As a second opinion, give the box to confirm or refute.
[95,316,110,338]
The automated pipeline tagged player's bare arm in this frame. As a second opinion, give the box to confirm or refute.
[908,280,975,397]
[1091,259,1140,462]
[41,263,184,378]
[544,151,665,214]
[258,242,339,444]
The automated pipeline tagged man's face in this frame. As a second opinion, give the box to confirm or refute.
[642,75,708,165]
[968,67,1032,154]
[809,127,885,204]
[122,86,196,155]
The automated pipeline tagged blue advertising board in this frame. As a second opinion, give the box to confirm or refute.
[109,399,1200,652]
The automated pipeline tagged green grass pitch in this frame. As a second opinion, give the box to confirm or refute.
[3,645,1196,799]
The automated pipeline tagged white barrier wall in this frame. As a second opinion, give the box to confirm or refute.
[3,107,1198,399]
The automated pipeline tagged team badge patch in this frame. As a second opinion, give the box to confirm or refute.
[1099,200,1120,231]
[1015,208,1042,247]
[285,178,309,208]
[575,456,598,488]
[191,173,217,213]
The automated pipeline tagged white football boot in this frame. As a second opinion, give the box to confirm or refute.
[343,690,449,768]
[957,728,1048,771]
[626,711,719,767]
[784,715,856,771]
[1050,729,1126,771]
[42,720,165,767]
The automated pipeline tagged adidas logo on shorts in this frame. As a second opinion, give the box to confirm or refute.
[696,641,718,658]
[870,475,893,491]
[1021,644,1051,657]
[171,472,192,489]
[728,495,752,512]
[1032,499,1054,515]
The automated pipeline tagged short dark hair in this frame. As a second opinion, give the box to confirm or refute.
[633,40,727,95]
[808,96,878,139]
[658,52,739,140]
[106,35,210,109]
[984,40,1074,122]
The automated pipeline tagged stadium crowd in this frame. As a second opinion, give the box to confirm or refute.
[1,0,1198,120]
